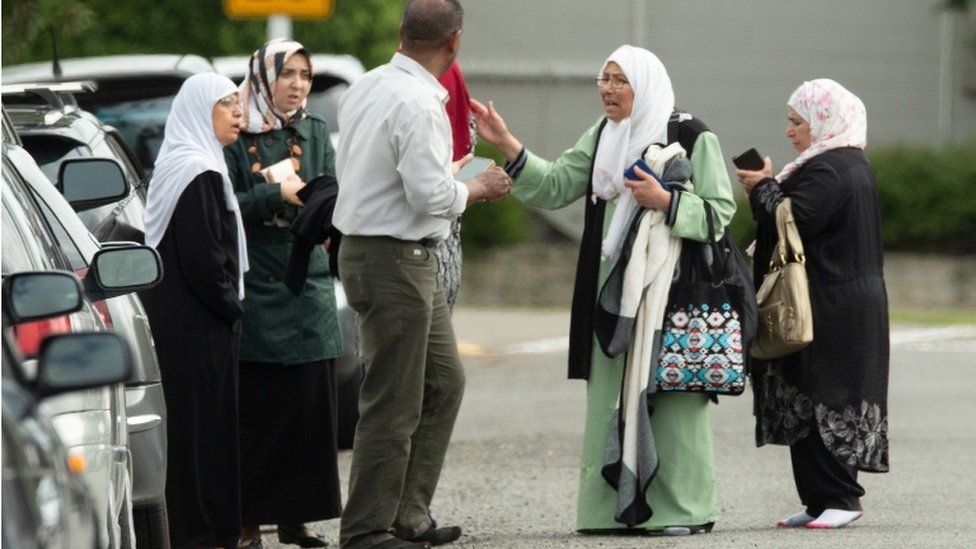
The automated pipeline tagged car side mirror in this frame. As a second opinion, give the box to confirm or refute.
[2,271,84,324]
[57,158,129,212]
[83,245,163,301]
[35,332,132,397]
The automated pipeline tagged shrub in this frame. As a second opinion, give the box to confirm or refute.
[459,142,530,252]
[727,143,976,255]
[869,142,976,254]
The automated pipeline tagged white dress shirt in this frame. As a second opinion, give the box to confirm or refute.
[334,53,469,241]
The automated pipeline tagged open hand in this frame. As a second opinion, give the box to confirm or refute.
[469,98,523,161]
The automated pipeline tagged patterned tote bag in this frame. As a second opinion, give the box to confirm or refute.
[655,203,754,395]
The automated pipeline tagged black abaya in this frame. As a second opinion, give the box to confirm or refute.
[142,171,244,549]
[750,148,890,474]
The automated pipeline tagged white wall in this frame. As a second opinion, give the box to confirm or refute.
[458,1,976,236]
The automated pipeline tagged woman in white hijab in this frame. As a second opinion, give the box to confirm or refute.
[738,79,889,530]
[471,45,735,535]
[141,72,249,549]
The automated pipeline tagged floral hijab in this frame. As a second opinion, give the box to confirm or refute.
[776,78,867,182]
[239,38,312,134]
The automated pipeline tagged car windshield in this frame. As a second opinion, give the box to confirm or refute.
[92,96,173,173]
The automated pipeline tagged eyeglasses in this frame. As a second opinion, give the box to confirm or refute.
[216,96,240,110]
[596,76,630,90]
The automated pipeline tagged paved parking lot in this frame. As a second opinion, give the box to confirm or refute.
[267,308,975,548]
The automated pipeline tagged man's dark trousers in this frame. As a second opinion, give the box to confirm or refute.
[338,235,465,549]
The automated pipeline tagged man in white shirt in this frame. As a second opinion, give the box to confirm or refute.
[334,1,511,548]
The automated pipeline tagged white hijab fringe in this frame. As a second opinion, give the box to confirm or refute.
[145,73,250,298]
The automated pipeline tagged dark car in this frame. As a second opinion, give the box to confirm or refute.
[2,271,134,549]
[3,110,166,548]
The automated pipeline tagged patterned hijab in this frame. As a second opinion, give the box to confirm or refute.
[239,38,312,134]
[776,78,867,182]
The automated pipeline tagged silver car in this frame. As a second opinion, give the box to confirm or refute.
[3,115,163,548]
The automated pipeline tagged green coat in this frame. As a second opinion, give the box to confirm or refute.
[511,118,735,530]
[224,114,342,364]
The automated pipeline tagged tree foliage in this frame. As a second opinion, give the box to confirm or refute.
[2,0,406,69]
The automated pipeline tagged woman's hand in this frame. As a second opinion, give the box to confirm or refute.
[279,174,306,206]
[624,165,672,211]
[469,98,523,162]
[736,156,774,195]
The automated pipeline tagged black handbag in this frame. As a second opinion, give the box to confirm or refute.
[655,202,756,395]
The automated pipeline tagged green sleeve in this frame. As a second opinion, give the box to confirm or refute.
[670,131,737,242]
[510,122,601,210]
[224,142,285,225]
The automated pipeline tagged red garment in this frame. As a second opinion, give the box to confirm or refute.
[439,61,473,161]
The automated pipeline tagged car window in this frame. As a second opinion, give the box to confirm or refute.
[27,188,88,270]
[92,96,174,171]
[104,132,147,198]
[1,163,64,273]
[18,134,89,184]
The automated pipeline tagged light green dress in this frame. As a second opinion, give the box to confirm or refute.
[511,119,736,531]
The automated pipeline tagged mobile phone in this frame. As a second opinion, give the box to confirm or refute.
[624,159,668,189]
[454,156,495,182]
[732,148,764,171]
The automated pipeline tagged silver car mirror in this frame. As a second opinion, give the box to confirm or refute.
[84,245,163,300]
[35,332,133,396]
[57,157,129,212]
[2,271,84,324]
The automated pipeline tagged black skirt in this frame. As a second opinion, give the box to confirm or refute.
[238,360,343,525]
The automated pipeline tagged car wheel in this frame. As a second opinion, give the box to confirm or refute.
[133,500,171,549]
[335,363,363,450]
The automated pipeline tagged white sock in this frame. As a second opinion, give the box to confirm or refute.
[806,508,863,529]
[777,510,815,528]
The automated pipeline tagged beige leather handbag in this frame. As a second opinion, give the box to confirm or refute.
[750,198,813,359]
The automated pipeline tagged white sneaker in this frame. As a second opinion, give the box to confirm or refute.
[806,508,864,529]
[776,510,815,528]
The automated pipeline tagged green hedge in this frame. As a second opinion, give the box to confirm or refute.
[459,142,530,252]
[727,142,976,255]
[462,142,976,255]
[869,142,976,253]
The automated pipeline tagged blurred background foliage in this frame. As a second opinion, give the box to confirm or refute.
[4,0,972,254]
[727,142,976,255]
[2,0,406,69]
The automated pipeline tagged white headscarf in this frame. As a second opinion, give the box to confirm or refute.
[592,45,675,260]
[775,78,867,182]
[145,73,249,298]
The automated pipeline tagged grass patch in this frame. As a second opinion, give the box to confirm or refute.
[890,308,976,326]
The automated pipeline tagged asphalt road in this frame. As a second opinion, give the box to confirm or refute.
[264,308,976,549]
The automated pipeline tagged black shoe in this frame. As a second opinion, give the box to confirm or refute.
[277,524,328,547]
[369,539,431,549]
[408,525,462,546]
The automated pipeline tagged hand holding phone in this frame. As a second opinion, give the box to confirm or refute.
[732,148,765,171]
[624,159,668,190]
[455,156,495,181]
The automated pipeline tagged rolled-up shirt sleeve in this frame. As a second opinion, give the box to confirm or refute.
[395,103,468,219]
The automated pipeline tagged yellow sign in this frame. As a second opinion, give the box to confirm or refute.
[223,0,335,19]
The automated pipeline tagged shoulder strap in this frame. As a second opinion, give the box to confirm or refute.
[667,110,709,155]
